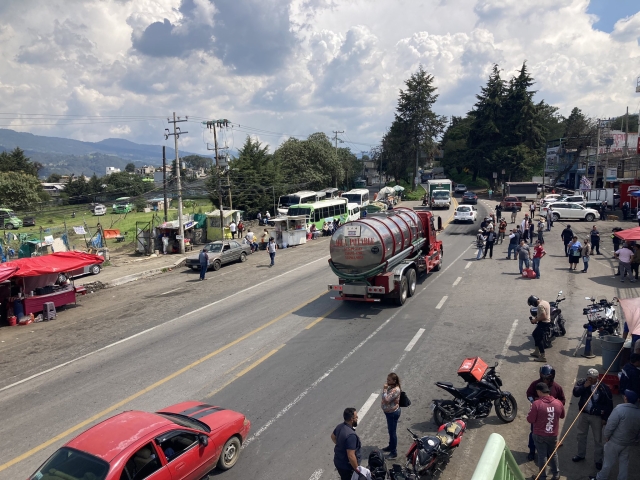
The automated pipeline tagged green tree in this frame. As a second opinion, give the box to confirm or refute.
[104,171,153,196]
[124,162,136,173]
[88,174,103,193]
[0,172,44,209]
[46,173,62,183]
[394,65,446,187]
[183,155,213,171]
[610,113,639,133]
[537,101,566,143]
[441,115,473,174]
[0,147,42,177]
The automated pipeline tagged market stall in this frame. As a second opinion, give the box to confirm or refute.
[157,216,197,253]
[614,227,640,243]
[205,209,242,241]
[1,252,104,320]
[272,215,307,248]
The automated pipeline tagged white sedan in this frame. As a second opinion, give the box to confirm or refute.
[453,205,477,223]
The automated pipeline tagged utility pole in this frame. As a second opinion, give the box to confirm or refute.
[203,119,230,239]
[332,130,344,188]
[164,113,188,254]
[162,146,168,222]
[593,119,600,188]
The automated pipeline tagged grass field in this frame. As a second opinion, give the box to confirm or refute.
[3,200,215,253]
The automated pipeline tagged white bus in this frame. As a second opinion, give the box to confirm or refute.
[277,191,321,215]
[341,188,370,207]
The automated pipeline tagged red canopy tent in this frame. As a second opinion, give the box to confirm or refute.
[0,264,19,283]
[7,252,104,277]
[614,227,640,242]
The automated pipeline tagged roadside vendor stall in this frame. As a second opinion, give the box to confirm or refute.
[205,209,242,241]
[271,215,307,248]
[157,216,197,253]
[0,252,104,320]
[614,226,640,243]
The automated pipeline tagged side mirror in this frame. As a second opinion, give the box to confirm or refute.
[198,434,209,447]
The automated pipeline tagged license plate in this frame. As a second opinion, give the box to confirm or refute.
[430,402,436,411]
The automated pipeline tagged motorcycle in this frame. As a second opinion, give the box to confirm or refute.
[431,363,517,426]
[583,296,620,336]
[529,291,567,348]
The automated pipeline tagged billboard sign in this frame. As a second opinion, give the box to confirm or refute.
[605,168,617,181]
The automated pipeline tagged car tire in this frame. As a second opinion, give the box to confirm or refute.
[217,436,242,470]
[552,213,560,221]
[6,223,14,230]
[239,252,247,263]
[212,260,222,271]
[90,265,101,275]
[585,213,595,222]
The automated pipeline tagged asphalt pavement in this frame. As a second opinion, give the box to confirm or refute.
[1,193,638,480]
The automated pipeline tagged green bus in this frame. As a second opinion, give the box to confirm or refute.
[287,198,355,230]
[112,197,133,214]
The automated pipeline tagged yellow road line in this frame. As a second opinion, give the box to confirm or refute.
[0,291,327,473]
[305,306,340,329]
[206,344,286,398]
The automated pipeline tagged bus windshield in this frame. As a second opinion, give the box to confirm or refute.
[279,195,301,208]
[287,206,312,217]
[342,193,363,204]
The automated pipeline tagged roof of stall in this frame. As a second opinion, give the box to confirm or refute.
[6,252,104,278]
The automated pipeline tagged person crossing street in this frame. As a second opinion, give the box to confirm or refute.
[590,225,601,255]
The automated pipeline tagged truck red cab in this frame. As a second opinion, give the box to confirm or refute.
[500,196,522,211]
[328,208,443,305]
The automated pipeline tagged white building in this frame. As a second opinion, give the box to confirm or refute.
[106,167,121,175]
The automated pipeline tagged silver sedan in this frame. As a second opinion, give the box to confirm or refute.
[185,240,252,271]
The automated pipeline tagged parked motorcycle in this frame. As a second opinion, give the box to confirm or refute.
[431,360,517,426]
[583,296,620,336]
[529,290,567,348]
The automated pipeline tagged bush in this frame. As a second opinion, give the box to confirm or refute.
[134,198,147,212]
[447,171,490,189]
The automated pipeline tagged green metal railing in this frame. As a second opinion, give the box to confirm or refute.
[470,433,525,480]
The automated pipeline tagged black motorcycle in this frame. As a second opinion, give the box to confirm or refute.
[530,290,567,348]
[431,364,517,426]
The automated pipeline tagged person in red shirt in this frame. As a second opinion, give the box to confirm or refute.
[532,240,546,279]
[527,382,565,480]
[526,365,566,461]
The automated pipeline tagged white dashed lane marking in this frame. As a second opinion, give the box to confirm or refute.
[435,296,448,309]
[358,393,380,423]
[452,276,462,286]
[405,328,426,352]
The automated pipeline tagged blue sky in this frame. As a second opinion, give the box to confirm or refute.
[588,0,640,32]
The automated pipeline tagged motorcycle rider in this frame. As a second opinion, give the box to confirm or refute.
[572,368,614,470]
[528,295,551,362]
[526,365,567,461]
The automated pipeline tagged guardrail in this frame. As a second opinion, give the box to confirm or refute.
[470,433,525,480]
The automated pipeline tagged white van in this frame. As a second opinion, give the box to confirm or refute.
[347,203,361,222]
[93,204,107,216]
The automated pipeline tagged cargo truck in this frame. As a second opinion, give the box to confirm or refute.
[328,208,443,305]
[426,179,453,209]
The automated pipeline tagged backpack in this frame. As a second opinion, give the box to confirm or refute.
[368,449,387,480]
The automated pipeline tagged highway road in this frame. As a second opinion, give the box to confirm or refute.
[1,197,615,480]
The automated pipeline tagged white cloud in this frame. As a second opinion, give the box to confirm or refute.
[0,0,638,152]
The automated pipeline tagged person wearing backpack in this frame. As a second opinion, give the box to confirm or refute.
[483,227,496,259]
[476,229,486,260]
[381,373,401,459]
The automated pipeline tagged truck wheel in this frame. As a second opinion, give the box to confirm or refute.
[395,276,408,306]
[433,249,443,271]
[407,269,417,297]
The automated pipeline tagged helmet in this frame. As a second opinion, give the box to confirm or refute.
[539,364,555,381]
[527,295,539,307]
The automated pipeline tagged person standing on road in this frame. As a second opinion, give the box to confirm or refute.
[495,204,503,222]
[568,236,582,271]
[582,239,592,273]
[498,218,507,244]
[599,202,607,221]
[257,211,262,224]
[620,354,640,397]
[381,373,401,459]
[546,207,553,231]
[237,220,244,239]
[615,243,635,283]
[476,229,486,260]
[331,408,362,480]
[590,226,601,255]
[589,389,640,480]
[229,221,237,239]
[630,244,640,280]
[507,228,520,260]
[521,214,530,241]
[529,201,536,217]
[561,224,574,256]
[526,382,565,480]
[526,364,567,461]
[198,248,209,281]
[528,295,551,362]
[572,368,614,470]
[483,227,496,259]
[517,239,531,274]
[488,188,493,199]
[532,240,546,279]
[267,237,277,267]
[511,205,518,224]
[537,218,545,244]
[162,233,169,255]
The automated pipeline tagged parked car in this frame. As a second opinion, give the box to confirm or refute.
[454,184,467,194]
[539,194,563,208]
[185,241,252,272]
[500,196,522,211]
[22,216,36,227]
[29,401,251,480]
[93,204,107,216]
[461,191,478,204]
[545,202,599,221]
[57,264,102,283]
[0,208,22,229]
[561,195,586,206]
[453,205,477,223]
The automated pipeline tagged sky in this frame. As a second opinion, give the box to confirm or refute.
[0,0,639,155]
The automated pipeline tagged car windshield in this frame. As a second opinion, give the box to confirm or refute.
[457,207,471,212]
[457,184,466,188]
[156,412,210,432]
[31,447,109,480]
[464,192,475,197]
[206,244,223,253]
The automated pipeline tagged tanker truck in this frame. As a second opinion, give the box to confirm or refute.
[328,207,443,305]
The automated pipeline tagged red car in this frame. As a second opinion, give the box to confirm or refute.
[29,402,250,480]
[499,196,522,211]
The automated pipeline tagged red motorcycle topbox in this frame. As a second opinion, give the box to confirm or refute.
[457,356,488,382]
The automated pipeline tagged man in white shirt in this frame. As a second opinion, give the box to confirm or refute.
[267,237,277,267]
[521,214,530,236]
[615,244,635,283]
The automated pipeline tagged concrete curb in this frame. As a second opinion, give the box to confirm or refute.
[105,257,187,287]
